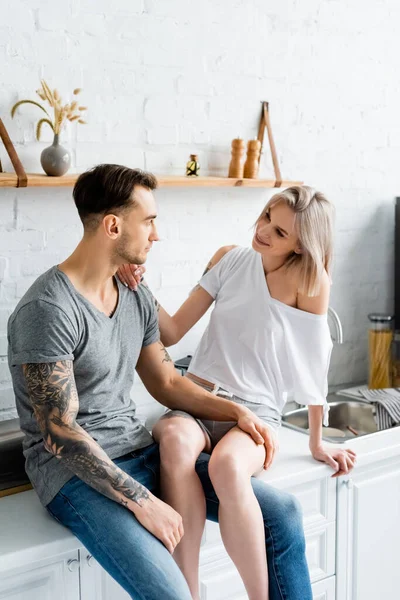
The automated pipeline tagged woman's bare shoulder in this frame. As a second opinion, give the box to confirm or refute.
[212,245,238,262]
[297,270,331,315]
[203,245,238,274]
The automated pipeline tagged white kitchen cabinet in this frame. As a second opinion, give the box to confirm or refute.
[311,575,336,599]
[197,473,337,600]
[2,426,400,600]
[0,550,80,600]
[336,454,400,600]
[284,477,336,584]
[78,550,130,600]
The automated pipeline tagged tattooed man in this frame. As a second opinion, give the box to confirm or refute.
[8,164,308,600]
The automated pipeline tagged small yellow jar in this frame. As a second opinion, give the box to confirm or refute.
[186,154,200,176]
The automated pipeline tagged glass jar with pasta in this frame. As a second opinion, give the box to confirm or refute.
[368,313,394,389]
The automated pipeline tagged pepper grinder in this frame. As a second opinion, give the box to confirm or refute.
[243,138,261,179]
[228,138,245,178]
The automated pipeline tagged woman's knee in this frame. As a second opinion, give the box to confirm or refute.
[208,450,248,496]
[154,415,205,470]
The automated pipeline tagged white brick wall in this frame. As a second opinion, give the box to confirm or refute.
[0,0,398,419]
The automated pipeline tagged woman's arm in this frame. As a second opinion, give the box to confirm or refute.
[296,271,330,452]
[117,245,236,347]
[297,273,357,476]
[296,269,330,315]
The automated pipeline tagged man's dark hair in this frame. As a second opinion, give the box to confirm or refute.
[73,164,158,231]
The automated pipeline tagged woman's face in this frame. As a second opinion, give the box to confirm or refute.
[252,200,301,259]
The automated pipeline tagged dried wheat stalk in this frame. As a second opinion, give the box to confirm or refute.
[11,79,88,140]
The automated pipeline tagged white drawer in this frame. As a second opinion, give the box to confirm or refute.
[306,522,336,583]
[200,562,246,600]
[285,477,336,528]
[201,519,335,587]
[312,575,336,600]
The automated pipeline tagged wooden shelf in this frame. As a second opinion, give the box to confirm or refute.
[0,173,78,187]
[0,173,302,189]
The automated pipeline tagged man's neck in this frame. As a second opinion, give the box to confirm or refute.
[58,239,117,302]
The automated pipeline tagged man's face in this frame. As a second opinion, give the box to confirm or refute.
[115,186,159,265]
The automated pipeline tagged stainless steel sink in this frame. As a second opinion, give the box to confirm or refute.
[282,394,398,443]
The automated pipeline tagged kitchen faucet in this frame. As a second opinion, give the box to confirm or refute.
[328,306,343,344]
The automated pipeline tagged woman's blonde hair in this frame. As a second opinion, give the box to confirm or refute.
[256,185,334,297]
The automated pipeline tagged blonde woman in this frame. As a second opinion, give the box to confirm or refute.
[118,186,356,600]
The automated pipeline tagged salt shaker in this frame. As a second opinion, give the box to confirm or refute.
[228,138,245,178]
[243,139,261,179]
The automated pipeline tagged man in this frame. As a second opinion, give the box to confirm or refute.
[8,164,312,600]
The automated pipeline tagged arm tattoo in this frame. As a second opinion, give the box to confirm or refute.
[158,341,172,363]
[202,260,213,276]
[23,361,78,433]
[23,361,151,508]
[189,259,214,296]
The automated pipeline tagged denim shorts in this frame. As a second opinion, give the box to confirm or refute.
[166,380,281,449]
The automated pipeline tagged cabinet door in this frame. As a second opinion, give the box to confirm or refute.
[336,456,400,600]
[0,550,80,600]
[277,477,336,584]
[79,550,130,600]
[312,576,335,600]
[305,522,336,583]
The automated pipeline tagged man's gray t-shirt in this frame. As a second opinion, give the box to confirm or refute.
[7,266,159,506]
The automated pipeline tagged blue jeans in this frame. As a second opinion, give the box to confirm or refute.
[47,443,312,600]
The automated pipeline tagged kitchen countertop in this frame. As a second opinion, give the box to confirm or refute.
[258,422,400,489]
[1,424,400,574]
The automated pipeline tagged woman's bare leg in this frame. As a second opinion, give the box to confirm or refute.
[208,427,269,600]
[153,414,211,600]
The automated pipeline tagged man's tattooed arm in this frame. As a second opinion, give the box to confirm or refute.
[158,340,172,363]
[23,361,151,510]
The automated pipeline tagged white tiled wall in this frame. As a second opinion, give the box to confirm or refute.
[0,0,397,419]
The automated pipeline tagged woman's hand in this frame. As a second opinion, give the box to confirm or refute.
[311,444,356,477]
[237,411,279,470]
[116,264,146,291]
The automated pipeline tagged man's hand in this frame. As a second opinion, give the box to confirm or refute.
[116,264,146,291]
[133,493,184,554]
[311,444,356,477]
[237,410,278,470]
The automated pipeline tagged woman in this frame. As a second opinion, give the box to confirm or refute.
[118,185,356,600]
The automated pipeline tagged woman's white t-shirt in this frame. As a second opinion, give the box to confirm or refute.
[187,246,332,425]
